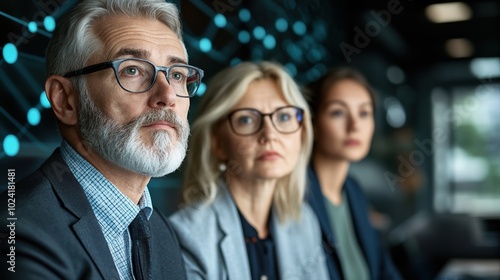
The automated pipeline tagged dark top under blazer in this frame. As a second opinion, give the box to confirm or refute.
[0,149,186,280]
[306,165,402,280]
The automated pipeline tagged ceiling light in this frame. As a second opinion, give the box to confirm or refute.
[426,2,472,23]
[445,38,474,58]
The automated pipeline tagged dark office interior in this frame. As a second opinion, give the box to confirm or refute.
[1,0,499,279]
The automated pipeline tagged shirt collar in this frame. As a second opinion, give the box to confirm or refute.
[60,140,153,241]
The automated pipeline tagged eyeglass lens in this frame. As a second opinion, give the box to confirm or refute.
[229,107,302,135]
[116,59,201,96]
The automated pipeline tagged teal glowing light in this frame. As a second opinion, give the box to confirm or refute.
[199,38,212,52]
[196,82,206,96]
[214,14,227,28]
[27,108,41,126]
[230,58,241,66]
[293,21,306,36]
[275,18,288,32]
[3,135,20,157]
[285,63,297,77]
[253,26,265,40]
[44,16,56,32]
[238,31,250,44]
[2,43,18,64]
[28,21,38,33]
[239,9,251,22]
[263,35,276,50]
[40,91,51,108]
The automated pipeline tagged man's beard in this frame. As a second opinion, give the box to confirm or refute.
[77,83,189,177]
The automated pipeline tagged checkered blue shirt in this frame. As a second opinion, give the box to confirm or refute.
[60,141,153,280]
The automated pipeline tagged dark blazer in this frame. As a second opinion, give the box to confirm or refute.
[306,165,401,280]
[0,149,186,280]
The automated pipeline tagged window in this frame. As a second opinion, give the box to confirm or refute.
[433,83,500,216]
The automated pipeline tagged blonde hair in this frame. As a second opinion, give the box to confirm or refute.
[181,61,313,222]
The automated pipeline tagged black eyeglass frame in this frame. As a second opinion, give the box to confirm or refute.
[226,105,305,136]
[63,58,204,98]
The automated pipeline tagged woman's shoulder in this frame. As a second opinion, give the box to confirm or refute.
[169,201,216,231]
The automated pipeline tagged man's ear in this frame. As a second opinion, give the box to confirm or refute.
[45,76,78,126]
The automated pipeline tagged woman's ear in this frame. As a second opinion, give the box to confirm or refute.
[45,76,78,126]
[211,131,226,161]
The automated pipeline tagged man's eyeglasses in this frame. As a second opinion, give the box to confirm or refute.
[64,58,204,98]
[227,106,304,136]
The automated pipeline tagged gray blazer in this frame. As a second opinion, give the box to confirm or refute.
[169,185,330,280]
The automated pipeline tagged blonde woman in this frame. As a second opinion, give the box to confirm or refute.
[169,61,329,280]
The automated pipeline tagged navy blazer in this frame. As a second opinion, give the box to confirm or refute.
[306,165,401,280]
[0,149,186,280]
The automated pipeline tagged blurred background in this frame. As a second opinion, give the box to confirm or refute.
[1,0,499,279]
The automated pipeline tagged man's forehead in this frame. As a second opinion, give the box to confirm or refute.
[90,16,186,64]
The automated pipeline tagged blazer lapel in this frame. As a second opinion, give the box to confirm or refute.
[72,216,121,280]
[41,149,120,280]
[345,177,378,278]
[212,186,251,280]
[271,211,297,279]
[307,165,343,280]
[307,165,336,247]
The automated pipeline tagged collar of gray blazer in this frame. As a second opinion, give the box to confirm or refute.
[212,183,321,280]
[212,185,253,280]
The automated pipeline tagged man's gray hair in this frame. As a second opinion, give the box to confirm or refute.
[46,0,183,77]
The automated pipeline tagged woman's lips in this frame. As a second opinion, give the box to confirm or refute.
[344,139,361,146]
[257,151,281,160]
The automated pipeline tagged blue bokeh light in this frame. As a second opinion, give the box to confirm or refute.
[253,26,266,40]
[2,43,18,64]
[28,21,38,33]
[3,135,20,157]
[199,38,212,53]
[307,68,322,81]
[239,9,251,22]
[275,18,288,32]
[40,91,51,108]
[307,47,323,63]
[27,108,41,126]
[263,35,276,50]
[238,30,251,44]
[285,63,297,77]
[196,82,206,96]
[313,21,327,41]
[230,58,241,66]
[214,14,227,28]
[44,16,56,32]
[286,42,302,58]
[293,21,307,36]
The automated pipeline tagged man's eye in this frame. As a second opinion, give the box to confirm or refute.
[123,66,140,76]
[171,71,187,81]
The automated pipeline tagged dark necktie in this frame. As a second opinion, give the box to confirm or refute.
[129,209,152,280]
